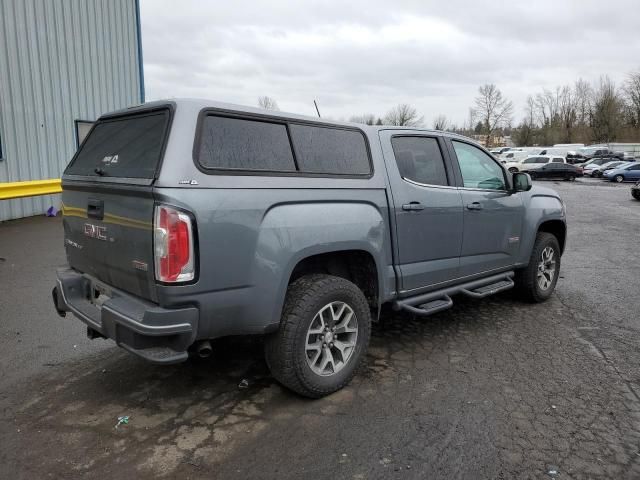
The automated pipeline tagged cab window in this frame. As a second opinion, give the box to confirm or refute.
[452,141,506,190]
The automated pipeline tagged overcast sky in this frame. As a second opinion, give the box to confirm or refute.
[139,0,640,126]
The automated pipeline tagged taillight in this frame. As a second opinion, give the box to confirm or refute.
[154,205,195,283]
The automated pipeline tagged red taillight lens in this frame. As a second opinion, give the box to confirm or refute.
[154,205,195,283]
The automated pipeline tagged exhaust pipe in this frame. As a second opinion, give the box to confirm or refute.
[196,340,212,358]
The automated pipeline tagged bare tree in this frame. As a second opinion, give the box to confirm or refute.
[258,96,279,111]
[623,70,640,128]
[574,79,593,126]
[349,114,377,125]
[591,76,624,142]
[383,104,424,127]
[513,96,537,146]
[432,114,449,131]
[471,84,513,147]
[558,85,578,142]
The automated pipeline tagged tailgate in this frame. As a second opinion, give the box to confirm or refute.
[61,108,172,302]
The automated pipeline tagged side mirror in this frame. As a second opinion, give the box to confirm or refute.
[512,172,532,192]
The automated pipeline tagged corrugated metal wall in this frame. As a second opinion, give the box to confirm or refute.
[0,0,143,221]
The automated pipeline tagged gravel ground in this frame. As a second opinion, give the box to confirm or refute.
[1,177,639,479]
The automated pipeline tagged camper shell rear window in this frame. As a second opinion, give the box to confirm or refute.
[65,108,171,180]
[194,112,372,177]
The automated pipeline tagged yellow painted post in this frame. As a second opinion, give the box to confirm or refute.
[0,179,62,200]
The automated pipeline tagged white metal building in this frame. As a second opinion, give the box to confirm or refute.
[0,0,144,221]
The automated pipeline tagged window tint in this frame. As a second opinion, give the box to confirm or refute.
[289,124,370,175]
[452,141,506,190]
[65,111,169,178]
[552,157,564,163]
[629,164,640,170]
[198,116,295,171]
[391,136,448,186]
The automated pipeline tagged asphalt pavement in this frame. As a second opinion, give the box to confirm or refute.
[1,178,639,479]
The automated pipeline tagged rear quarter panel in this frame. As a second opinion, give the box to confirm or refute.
[153,187,393,339]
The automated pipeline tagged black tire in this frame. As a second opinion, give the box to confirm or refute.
[632,191,640,201]
[514,232,561,303]
[265,274,371,398]
[614,174,624,183]
[529,172,537,180]
[508,167,518,173]
[568,174,576,181]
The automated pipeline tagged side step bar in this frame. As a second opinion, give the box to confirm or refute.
[393,272,515,317]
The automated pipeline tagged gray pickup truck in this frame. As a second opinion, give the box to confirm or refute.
[52,99,566,397]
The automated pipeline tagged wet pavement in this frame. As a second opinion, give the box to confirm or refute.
[1,178,639,479]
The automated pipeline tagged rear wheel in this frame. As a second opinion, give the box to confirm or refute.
[508,167,518,173]
[514,232,561,303]
[529,172,537,180]
[265,274,371,398]
[614,174,624,183]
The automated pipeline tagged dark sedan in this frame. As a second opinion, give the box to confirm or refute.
[523,163,582,181]
[632,181,640,201]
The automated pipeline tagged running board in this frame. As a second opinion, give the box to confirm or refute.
[393,271,515,317]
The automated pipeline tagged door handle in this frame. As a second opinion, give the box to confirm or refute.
[466,202,483,211]
[402,202,425,211]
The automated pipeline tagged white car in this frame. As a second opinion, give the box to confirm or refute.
[518,155,567,172]
[501,151,531,171]
[505,155,565,172]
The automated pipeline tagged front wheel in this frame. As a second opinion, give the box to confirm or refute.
[265,274,371,398]
[614,174,624,183]
[508,167,518,173]
[529,172,537,180]
[514,232,561,303]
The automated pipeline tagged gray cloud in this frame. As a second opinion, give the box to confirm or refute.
[140,0,640,125]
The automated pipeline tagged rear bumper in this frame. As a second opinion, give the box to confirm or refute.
[52,267,198,364]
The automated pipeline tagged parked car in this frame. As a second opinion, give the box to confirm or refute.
[51,99,567,398]
[516,155,566,172]
[579,146,625,161]
[523,163,582,181]
[490,147,512,155]
[583,158,619,176]
[632,181,640,200]
[590,160,628,178]
[501,151,532,171]
[603,162,640,182]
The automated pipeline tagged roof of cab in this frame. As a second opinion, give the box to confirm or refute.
[103,98,472,141]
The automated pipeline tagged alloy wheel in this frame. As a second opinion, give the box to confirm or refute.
[537,246,557,291]
[305,301,358,376]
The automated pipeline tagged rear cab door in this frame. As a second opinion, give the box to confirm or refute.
[379,130,463,293]
[61,104,174,302]
[445,138,524,277]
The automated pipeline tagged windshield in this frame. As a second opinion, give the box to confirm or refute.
[65,110,170,179]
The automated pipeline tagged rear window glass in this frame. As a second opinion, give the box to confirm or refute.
[198,116,296,171]
[391,136,448,186]
[65,111,169,178]
[289,124,370,175]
